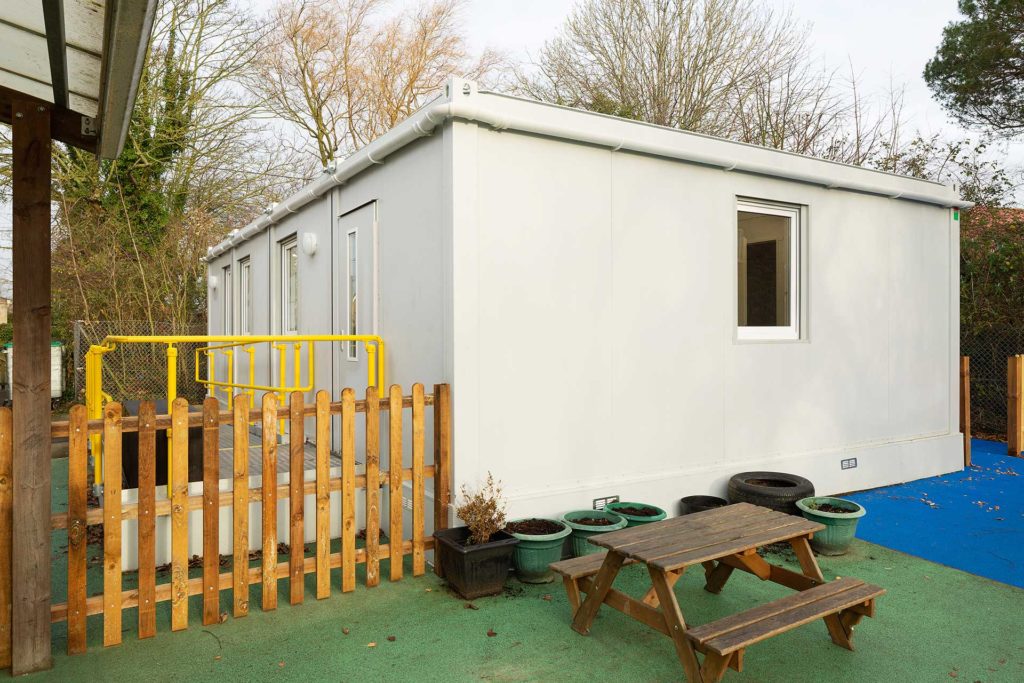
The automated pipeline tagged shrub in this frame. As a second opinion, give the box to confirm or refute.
[455,472,506,545]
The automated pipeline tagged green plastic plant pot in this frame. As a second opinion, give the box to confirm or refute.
[795,496,866,556]
[605,501,667,527]
[506,519,572,583]
[562,510,627,556]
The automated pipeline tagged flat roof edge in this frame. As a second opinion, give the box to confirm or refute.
[207,78,968,260]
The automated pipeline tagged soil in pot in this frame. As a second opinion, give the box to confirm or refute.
[606,501,667,527]
[795,496,865,556]
[506,518,565,535]
[505,518,571,584]
[434,527,519,599]
[562,510,628,556]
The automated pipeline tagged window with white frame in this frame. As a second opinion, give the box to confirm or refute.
[346,229,357,360]
[222,265,232,334]
[737,200,800,340]
[238,257,251,335]
[280,237,299,334]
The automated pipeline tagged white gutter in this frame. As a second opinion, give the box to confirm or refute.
[206,77,969,260]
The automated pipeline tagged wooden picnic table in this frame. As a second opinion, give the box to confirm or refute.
[551,502,884,682]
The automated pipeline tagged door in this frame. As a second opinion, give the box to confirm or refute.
[333,202,377,452]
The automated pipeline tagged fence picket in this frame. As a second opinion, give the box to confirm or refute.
[232,395,250,617]
[203,398,221,625]
[412,384,425,576]
[0,408,9,666]
[365,387,380,587]
[315,391,330,599]
[289,392,304,605]
[341,388,356,592]
[137,402,157,639]
[389,385,403,582]
[103,403,123,646]
[262,393,279,610]
[67,407,87,653]
[170,398,190,631]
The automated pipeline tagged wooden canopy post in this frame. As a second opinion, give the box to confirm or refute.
[10,98,53,674]
[1008,356,1023,457]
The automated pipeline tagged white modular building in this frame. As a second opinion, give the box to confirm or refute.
[205,77,969,530]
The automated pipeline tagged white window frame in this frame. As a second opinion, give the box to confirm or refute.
[736,200,801,341]
[238,257,251,335]
[280,237,299,335]
[346,229,358,360]
[222,265,232,335]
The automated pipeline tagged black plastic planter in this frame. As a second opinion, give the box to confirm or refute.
[434,527,518,599]
[679,495,728,515]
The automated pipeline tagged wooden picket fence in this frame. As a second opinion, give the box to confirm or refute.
[0,383,450,661]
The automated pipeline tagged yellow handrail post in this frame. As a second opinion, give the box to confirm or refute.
[225,349,234,410]
[246,346,256,408]
[166,343,178,497]
[85,346,103,485]
[366,342,377,389]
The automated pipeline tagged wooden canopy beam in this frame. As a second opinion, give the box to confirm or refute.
[41,0,69,111]
[0,84,95,153]
[10,98,54,675]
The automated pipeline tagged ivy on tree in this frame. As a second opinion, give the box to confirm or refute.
[924,0,1024,136]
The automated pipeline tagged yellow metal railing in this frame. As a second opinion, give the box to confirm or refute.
[85,335,385,492]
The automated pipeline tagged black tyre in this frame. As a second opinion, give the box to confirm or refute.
[727,471,814,515]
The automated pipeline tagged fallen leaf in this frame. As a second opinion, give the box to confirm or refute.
[367,642,377,648]
[542,594,552,601]
[214,656,221,661]
[219,611,228,624]
[342,627,350,635]
[279,662,286,668]
[387,635,396,642]
[464,602,479,610]
[487,629,497,637]
[425,588,432,592]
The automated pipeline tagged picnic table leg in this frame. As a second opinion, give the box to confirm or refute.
[571,551,625,635]
[789,535,855,650]
[648,565,703,683]
[703,562,735,594]
[641,568,682,607]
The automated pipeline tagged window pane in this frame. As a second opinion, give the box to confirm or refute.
[283,243,298,333]
[239,260,251,334]
[738,210,791,328]
[223,266,232,334]
[348,231,357,359]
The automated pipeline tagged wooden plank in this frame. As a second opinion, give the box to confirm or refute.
[389,385,403,582]
[365,386,380,587]
[315,392,331,599]
[412,384,425,576]
[649,519,821,571]
[591,503,766,551]
[102,403,123,646]
[1009,356,1020,456]
[0,408,12,664]
[571,551,625,635]
[232,395,250,617]
[202,398,220,625]
[960,356,971,466]
[341,389,356,592]
[576,575,670,636]
[65,406,87,654]
[433,383,451,578]
[261,393,278,610]
[647,564,703,682]
[49,537,439,623]
[136,402,157,639]
[170,398,190,631]
[289,392,304,605]
[687,577,866,643]
[10,99,53,675]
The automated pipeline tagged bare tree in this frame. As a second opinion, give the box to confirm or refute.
[250,0,503,165]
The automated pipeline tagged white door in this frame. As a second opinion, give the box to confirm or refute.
[333,202,377,453]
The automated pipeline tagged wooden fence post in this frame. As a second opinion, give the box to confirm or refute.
[1010,356,1024,456]
[433,384,451,578]
[960,357,971,467]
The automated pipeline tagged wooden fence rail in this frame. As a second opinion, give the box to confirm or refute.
[0,383,450,661]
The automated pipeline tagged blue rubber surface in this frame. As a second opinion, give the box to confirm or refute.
[846,439,1023,588]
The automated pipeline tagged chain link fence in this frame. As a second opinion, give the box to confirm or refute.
[72,320,209,406]
[962,328,1024,440]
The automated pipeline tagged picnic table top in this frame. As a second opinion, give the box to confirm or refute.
[589,502,824,572]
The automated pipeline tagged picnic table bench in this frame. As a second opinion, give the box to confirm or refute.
[550,502,884,682]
